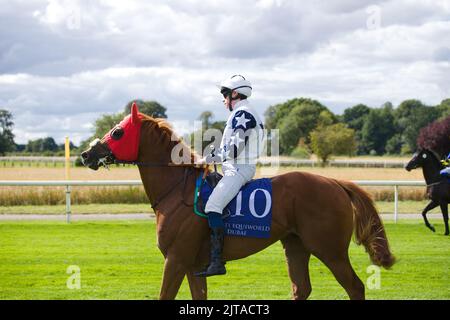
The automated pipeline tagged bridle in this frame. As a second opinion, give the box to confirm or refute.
[112,158,207,211]
[418,149,447,187]
[89,130,208,212]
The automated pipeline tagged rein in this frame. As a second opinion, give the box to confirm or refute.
[96,133,207,211]
[149,166,192,211]
[113,158,206,211]
[427,180,447,188]
[114,159,204,168]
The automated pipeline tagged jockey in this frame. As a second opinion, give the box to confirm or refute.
[195,75,265,277]
[440,152,450,178]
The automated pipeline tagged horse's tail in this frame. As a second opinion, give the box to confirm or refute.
[336,180,396,269]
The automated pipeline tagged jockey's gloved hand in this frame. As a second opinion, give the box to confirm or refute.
[205,153,222,164]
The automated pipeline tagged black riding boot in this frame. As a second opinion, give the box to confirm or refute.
[195,227,226,277]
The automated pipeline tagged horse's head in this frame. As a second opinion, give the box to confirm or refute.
[81,103,142,170]
[405,149,435,172]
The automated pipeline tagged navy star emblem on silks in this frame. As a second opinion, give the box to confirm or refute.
[234,113,250,128]
[232,111,256,131]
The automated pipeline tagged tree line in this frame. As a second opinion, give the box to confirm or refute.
[1,97,449,162]
[265,98,449,162]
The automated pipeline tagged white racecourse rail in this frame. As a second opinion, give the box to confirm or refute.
[0,180,425,223]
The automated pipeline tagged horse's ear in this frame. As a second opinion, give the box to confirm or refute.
[131,102,140,124]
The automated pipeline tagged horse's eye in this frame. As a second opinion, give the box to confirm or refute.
[111,127,124,140]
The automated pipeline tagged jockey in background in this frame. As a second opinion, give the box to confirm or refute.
[195,75,265,277]
[440,152,450,178]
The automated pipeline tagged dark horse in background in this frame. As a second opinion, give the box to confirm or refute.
[81,103,395,300]
[405,149,449,235]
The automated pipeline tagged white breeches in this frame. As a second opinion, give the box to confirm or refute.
[204,163,256,214]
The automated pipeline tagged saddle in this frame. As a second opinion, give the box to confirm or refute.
[195,171,225,217]
[206,171,223,188]
[193,170,274,238]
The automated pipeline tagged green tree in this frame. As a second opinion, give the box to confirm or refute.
[25,137,59,153]
[93,113,125,140]
[198,111,214,131]
[189,111,226,156]
[385,134,403,155]
[0,109,15,155]
[264,102,292,130]
[266,98,334,155]
[394,100,440,153]
[310,123,356,165]
[437,99,450,119]
[342,104,371,130]
[405,106,439,152]
[361,104,396,155]
[342,104,370,154]
[42,137,59,152]
[125,99,167,118]
[317,110,334,127]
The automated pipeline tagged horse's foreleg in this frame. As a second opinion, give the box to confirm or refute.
[281,234,312,300]
[159,255,187,300]
[422,201,439,232]
[440,203,449,235]
[186,271,207,300]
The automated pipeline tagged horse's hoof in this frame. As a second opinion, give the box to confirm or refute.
[427,225,436,232]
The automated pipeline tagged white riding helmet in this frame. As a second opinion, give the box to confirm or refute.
[219,74,252,98]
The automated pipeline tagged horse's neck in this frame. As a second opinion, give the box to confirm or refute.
[137,120,199,214]
[422,158,442,185]
[138,165,185,207]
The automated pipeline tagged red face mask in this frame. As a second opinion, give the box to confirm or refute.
[103,102,142,162]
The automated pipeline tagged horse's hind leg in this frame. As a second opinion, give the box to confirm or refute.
[422,200,439,232]
[281,234,312,300]
[319,253,365,300]
[440,203,449,235]
[186,270,207,300]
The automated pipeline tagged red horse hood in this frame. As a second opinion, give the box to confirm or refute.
[103,102,142,162]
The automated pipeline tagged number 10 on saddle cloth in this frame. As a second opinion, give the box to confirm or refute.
[195,176,273,238]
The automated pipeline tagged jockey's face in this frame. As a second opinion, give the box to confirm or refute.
[222,90,240,110]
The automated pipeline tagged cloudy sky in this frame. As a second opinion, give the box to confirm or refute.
[1,0,449,145]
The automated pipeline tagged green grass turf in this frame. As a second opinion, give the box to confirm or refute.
[0,220,448,300]
[0,204,154,215]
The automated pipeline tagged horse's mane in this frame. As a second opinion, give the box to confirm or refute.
[139,114,202,165]
[424,148,444,167]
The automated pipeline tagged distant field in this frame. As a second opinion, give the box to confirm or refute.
[0,165,423,180]
[0,220,448,300]
[0,165,427,206]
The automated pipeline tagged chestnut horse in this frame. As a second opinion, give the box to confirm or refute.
[81,103,395,300]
